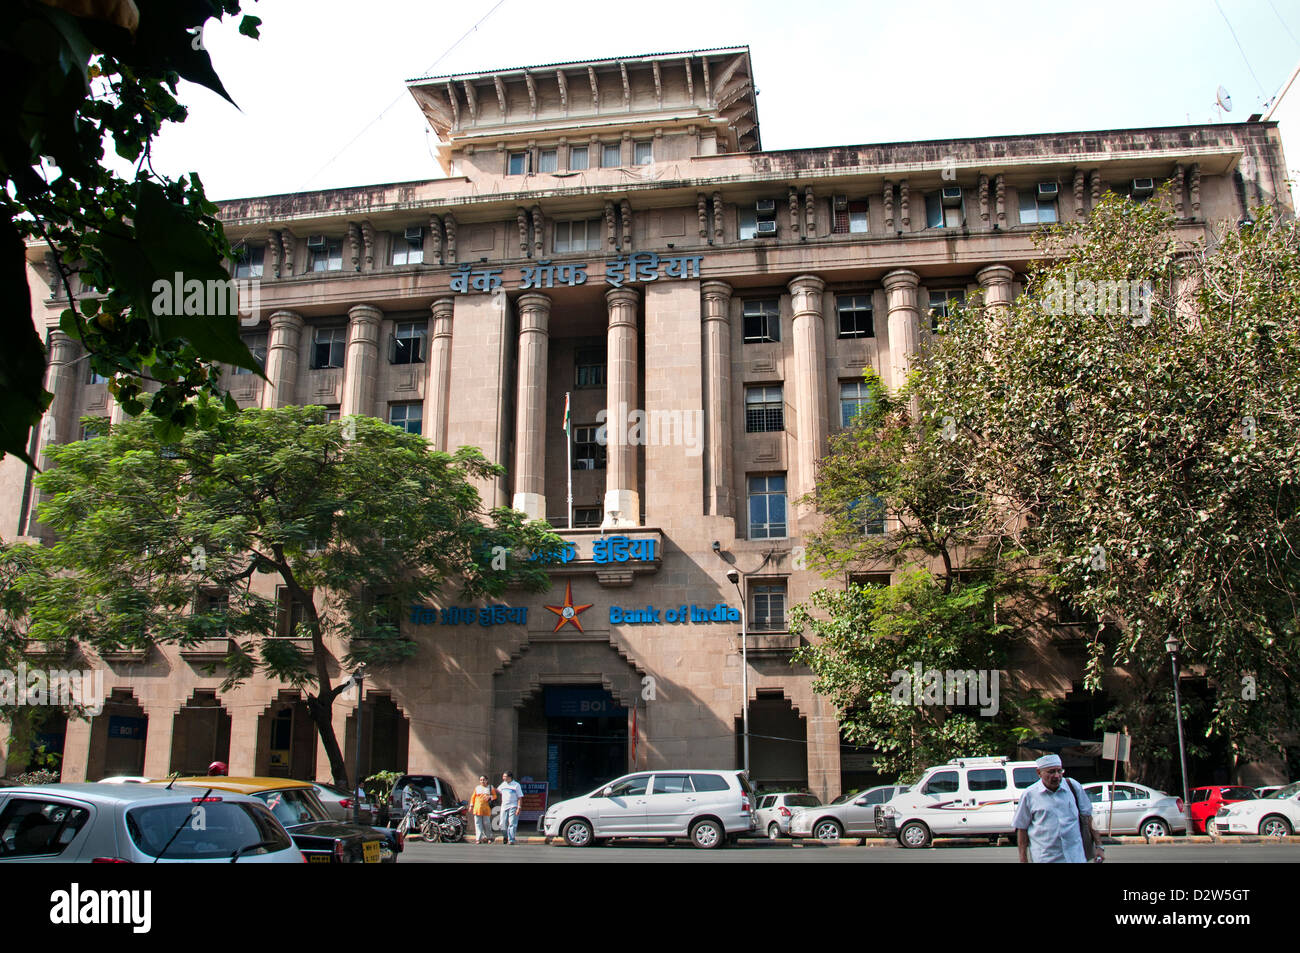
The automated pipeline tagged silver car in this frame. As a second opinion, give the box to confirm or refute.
[1082,782,1187,837]
[311,782,375,824]
[754,792,822,839]
[789,784,911,841]
[0,783,304,863]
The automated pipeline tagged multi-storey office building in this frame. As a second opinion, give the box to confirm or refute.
[5,47,1293,797]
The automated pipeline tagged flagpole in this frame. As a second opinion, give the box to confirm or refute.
[565,391,573,529]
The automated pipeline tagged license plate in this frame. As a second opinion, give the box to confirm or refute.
[363,841,380,864]
[308,855,332,864]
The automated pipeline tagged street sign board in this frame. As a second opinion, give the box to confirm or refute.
[1102,731,1131,762]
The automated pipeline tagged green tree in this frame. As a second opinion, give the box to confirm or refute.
[2,0,264,463]
[17,401,567,786]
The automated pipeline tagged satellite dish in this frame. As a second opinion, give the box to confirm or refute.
[1216,86,1233,112]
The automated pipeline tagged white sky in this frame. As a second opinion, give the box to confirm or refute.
[143,0,1300,201]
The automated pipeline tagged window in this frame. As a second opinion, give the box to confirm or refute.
[1018,189,1058,224]
[968,769,1008,791]
[850,495,886,535]
[849,572,891,588]
[538,149,558,173]
[234,245,264,279]
[690,773,730,793]
[390,402,422,435]
[602,143,621,168]
[569,146,589,170]
[79,421,106,441]
[836,294,874,338]
[390,321,427,365]
[745,385,784,433]
[739,199,778,239]
[0,798,90,857]
[575,347,606,388]
[308,240,343,272]
[840,379,874,428]
[607,775,649,797]
[507,151,529,176]
[554,219,603,254]
[747,474,787,539]
[1013,767,1039,789]
[234,333,267,375]
[925,191,965,229]
[275,586,312,638]
[651,774,691,795]
[832,199,869,234]
[573,507,601,528]
[573,425,606,470]
[751,581,787,631]
[928,289,965,332]
[323,407,341,423]
[633,140,653,165]
[312,327,346,369]
[391,232,424,266]
[200,591,229,637]
[922,771,960,795]
[743,299,780,343]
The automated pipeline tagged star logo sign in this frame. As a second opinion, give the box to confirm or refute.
[544,581,593,632]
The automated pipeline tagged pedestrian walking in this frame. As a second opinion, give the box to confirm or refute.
[1013,754,1105,863]
[470,775,496,844]
[498,771,524,845]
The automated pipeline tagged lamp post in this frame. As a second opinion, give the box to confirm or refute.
[726,569,750,775]
[350,664,367,824]
[1165,636,1192,833]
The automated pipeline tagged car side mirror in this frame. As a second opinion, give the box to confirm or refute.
[854,798,869,806]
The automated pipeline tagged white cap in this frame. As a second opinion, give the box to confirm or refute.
[1035,754,1063,769]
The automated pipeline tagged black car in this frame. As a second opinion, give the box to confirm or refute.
[386,775,461,827]
[254,785,399,863]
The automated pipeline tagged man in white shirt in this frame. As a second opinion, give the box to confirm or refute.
[498,771,525,845]
[1013,754,1104,863]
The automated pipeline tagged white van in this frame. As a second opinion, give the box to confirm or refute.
[875,756,1042,848]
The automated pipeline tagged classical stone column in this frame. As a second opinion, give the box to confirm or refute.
[426,298,455,450]
[883,269,922,399]
[977,264,1016,314]
[340,304,383,418]
[700,280,733,517]
[40,331,80,461]
[788,275,828,508]
[512,293,551,519]
[261,310,305,409]
[603,287,640,528]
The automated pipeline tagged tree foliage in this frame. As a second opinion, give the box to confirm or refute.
[2,0,264,463]
[15,401,567,785]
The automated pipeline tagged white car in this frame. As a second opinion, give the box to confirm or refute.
[754,792,822,839]
[1081,782,1186,837]
[876,757,1042,848]
[1215,780,1300,838]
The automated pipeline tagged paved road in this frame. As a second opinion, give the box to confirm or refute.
[400,839,1300,863]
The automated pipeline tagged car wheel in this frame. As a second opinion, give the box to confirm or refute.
[1260,815,1293,838]
[690,818,724,849]
[1140,818,1170,838]
[898,821,932,849]
[767,822,781,840]
[1205,817,1218,836]
[561,819,593,848]
[813,819,843,842]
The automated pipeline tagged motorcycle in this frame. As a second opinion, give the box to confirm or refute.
[422,802,467,843]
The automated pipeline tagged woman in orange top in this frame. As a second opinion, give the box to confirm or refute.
[470,775,496,844]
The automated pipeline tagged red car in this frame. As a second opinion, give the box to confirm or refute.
[1189,786,1257,834]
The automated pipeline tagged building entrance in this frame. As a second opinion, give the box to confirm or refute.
[542,686,627,801]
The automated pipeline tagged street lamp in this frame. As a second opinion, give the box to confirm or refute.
[349,664,367,824]
[726,568,750,776]
[1165,636,1192,833]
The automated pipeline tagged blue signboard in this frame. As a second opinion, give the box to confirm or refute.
[107,716,146,740]
[543,687,627,719]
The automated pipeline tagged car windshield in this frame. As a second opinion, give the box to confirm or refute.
[786,795,821,808]
[831,790,861,805]
[1270,781,1300,799]
[127,802,291,859]
[257,788,329,827]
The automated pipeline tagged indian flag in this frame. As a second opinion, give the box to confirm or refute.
[563,392,571,436]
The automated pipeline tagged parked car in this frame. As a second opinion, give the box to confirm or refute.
[541,770,755,848]
[789,784,909,841]
[877,757,1043,848]
[0,782,303,863]
[754,792,822,839]
[1216,780,1300,838]
[153,777,398,863]
[1189,785,1256,834]
[1254,785,1286,799]
[312,782,374,824]
[386,775,462,827]
[1082,782,1187,837]
[96,776,153,784]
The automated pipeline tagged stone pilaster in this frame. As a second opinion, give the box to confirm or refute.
[426,298,455,450]
[977,264,1016,313]
[701,280,733,517]
[788,275,827,509]
[512,293,551,519]
[261,310,304,409]
[340,304,383,419]
[883,269,921,399]
[603,287,640,528]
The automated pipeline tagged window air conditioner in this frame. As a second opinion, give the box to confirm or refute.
[1131,178,1155,197]
[756,219,778,235]
[404,226,424,244]
[941,187,963,207]
[833,194,849,212]
[306,235,327,250]
[755,198,777,213]
[1037,182,1059,200]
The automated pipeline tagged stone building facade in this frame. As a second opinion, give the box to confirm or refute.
[4,47,1293,798]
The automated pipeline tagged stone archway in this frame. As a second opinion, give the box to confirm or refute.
[735,689,808,793]
[345,692,410,780]
[86,688,148,780]
[255,690,316,780]
[169,689,232,776]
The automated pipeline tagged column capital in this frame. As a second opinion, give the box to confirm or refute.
[976,264,1016,288]
[701,280,733,304]
[268,309,304,330]
[47,329,77,359]
[430,297,455,322]
[882,268,921,292]
[787,274,825,313]
[516,292,553,313]
[347,303,384,326]
[605,287,640,309]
